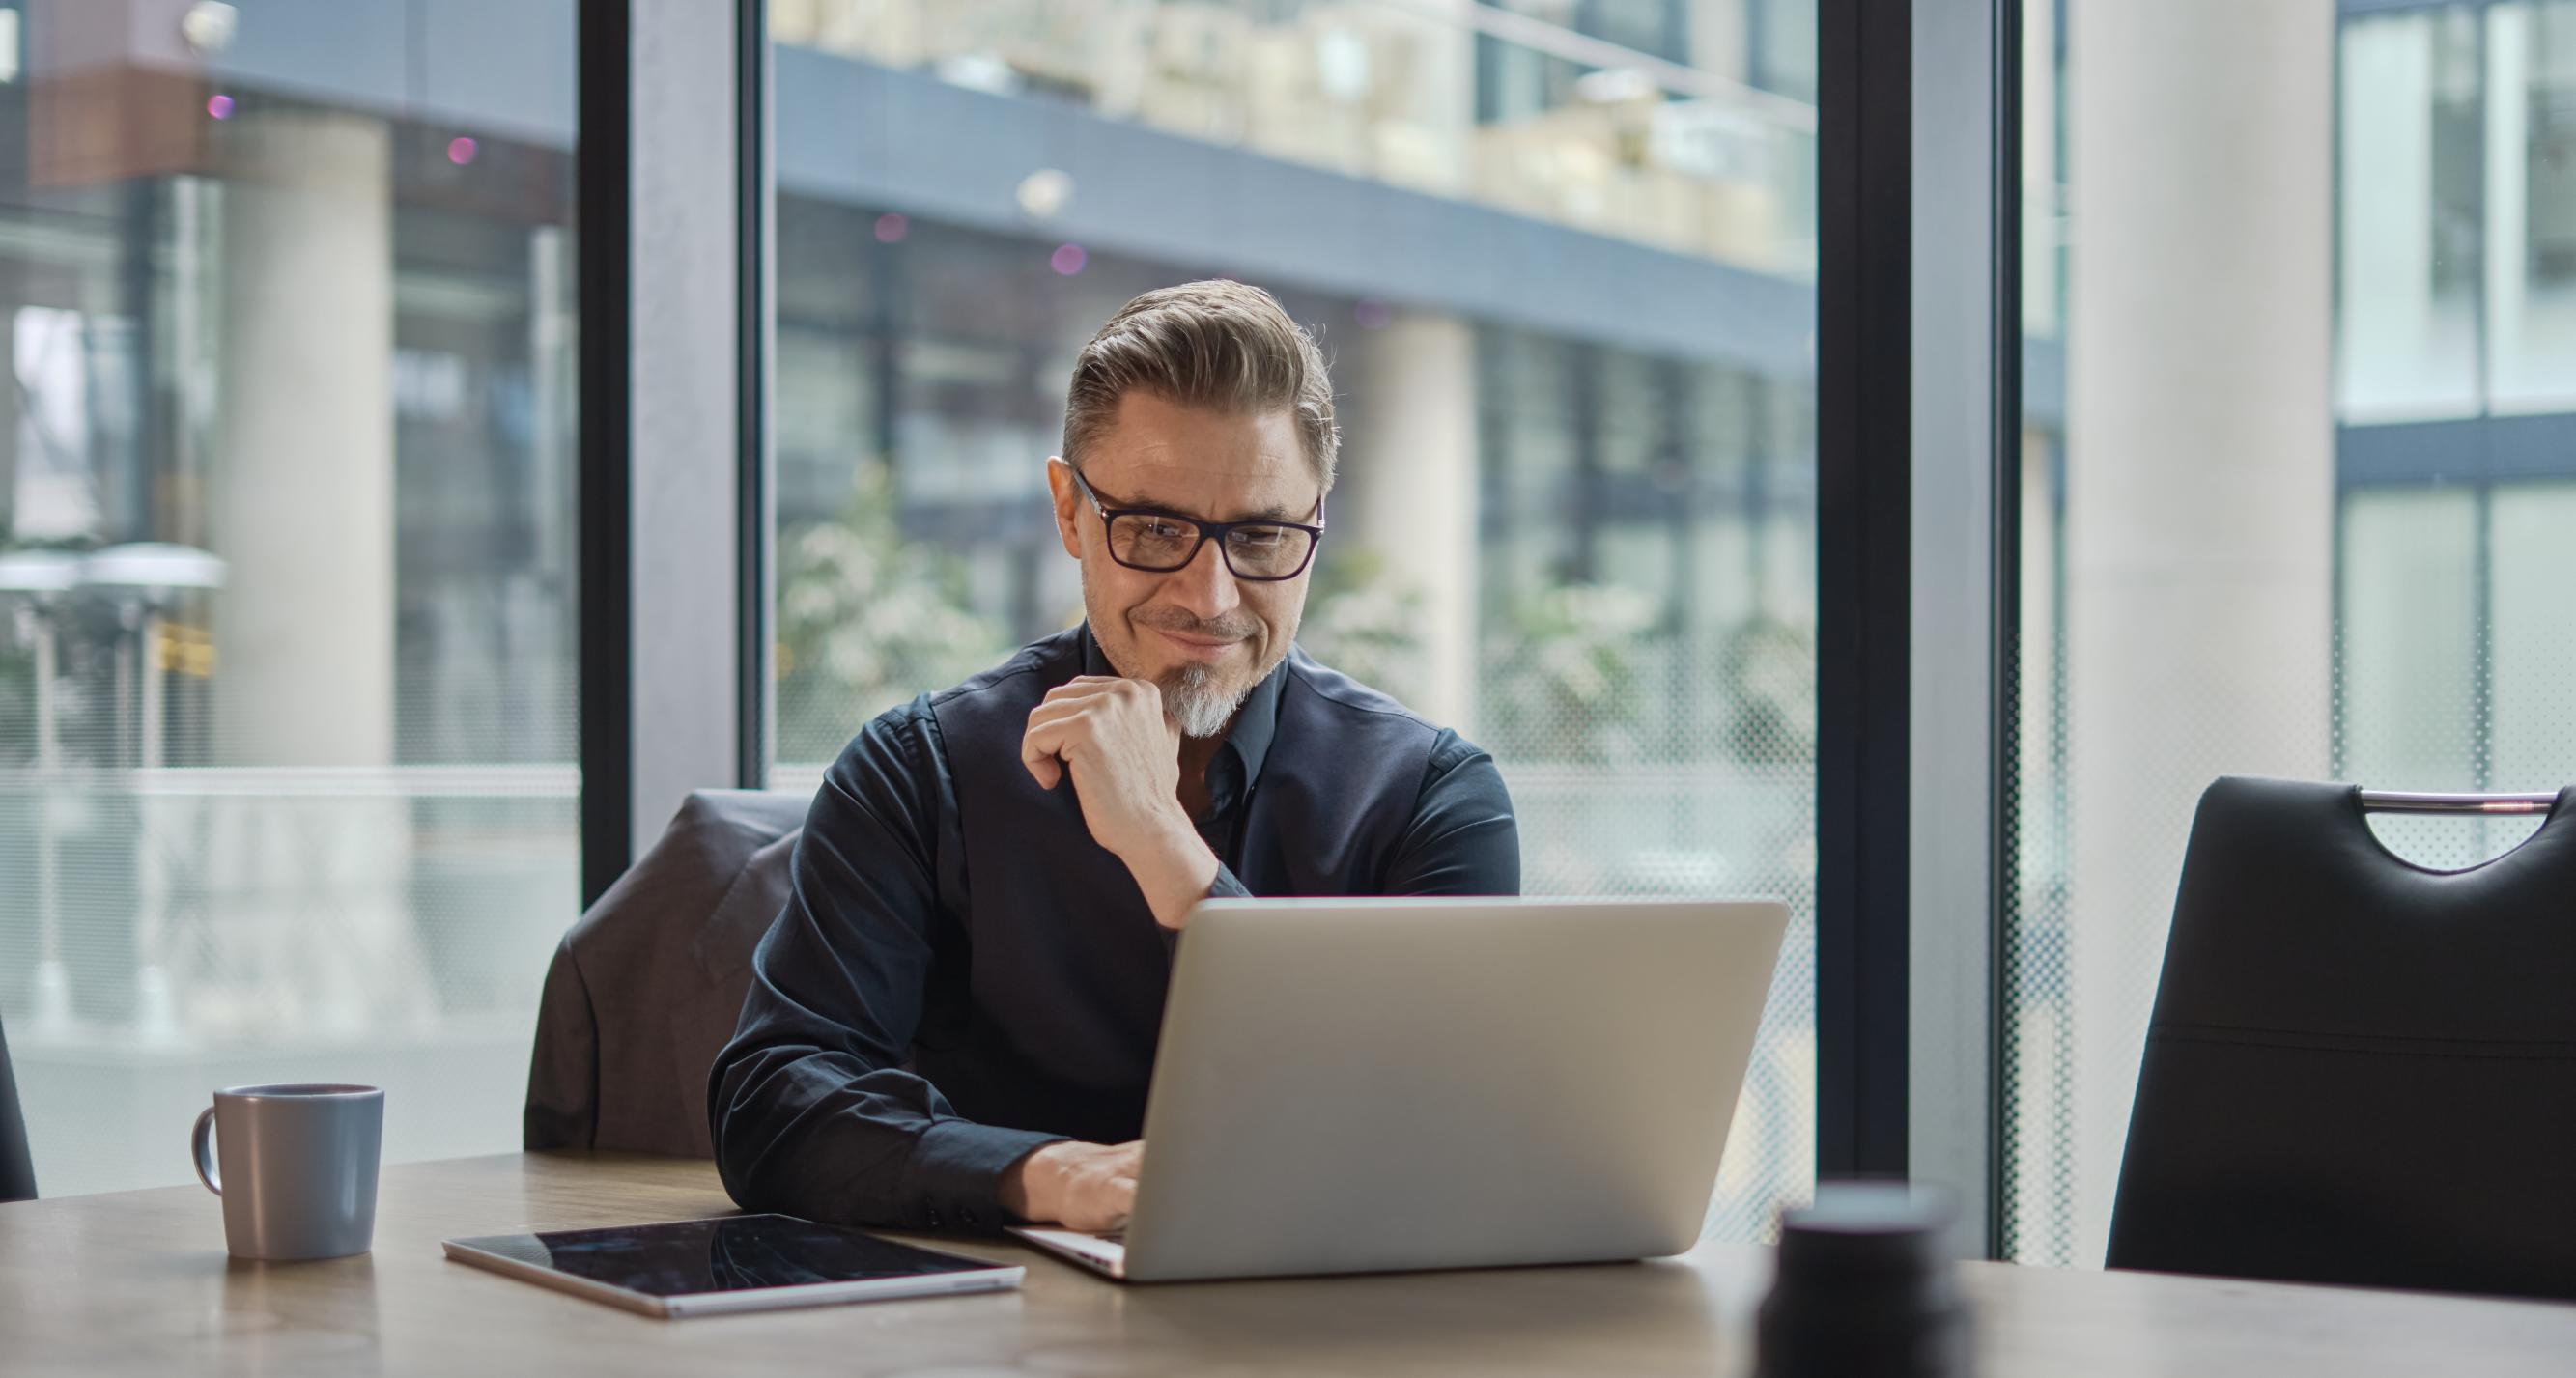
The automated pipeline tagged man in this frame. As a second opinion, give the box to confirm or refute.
[709,280,1519,1237]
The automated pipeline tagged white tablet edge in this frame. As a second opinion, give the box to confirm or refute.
[439,1237,1024,1319]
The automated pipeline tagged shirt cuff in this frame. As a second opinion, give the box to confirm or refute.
[901,1119,1067,1233]
[1206,863,1253,899]
[1162,864,1253,957]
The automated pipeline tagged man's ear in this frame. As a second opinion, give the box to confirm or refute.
[1044,457,1085,560]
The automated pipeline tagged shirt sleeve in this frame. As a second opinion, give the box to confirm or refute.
[1381,730,1522,895]
[707,702,1063,1234]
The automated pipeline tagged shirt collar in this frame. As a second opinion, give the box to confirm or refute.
[1079,623,1288,788]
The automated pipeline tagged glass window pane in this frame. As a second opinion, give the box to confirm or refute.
[773,0,1819,1243]
[2488,2,2576,411]
[2009,0,2576,1268]
[2491,482,2576,788]
[2337,10,2482,421]
[0,4,579,1195]
[2338,489,2479,795]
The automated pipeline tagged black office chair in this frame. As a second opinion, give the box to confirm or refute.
[1,1010,34,1202]
[2106,775,2576,1301]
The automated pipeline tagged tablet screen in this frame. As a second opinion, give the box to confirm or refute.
[452,1215,1003,1299]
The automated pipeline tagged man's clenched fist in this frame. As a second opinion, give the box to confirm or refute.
[1021,676,1218,927]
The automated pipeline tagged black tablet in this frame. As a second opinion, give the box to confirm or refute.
[441,1214,1024,1318]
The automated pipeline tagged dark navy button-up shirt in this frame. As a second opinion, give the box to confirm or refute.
[707,626,1519,1232]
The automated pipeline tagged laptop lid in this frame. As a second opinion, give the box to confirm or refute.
[1117,896,1787,1282]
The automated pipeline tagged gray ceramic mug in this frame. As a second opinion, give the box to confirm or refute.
[190,1083,383,1261]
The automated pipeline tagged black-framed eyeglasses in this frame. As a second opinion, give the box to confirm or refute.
[1065,464,1326,581]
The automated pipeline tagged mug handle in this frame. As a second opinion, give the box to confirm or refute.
[191,1106,222,1195]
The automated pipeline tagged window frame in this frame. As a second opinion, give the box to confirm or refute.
[580,0,2026,1251]
[1815,0,2019,1255]
[578,0,762,904]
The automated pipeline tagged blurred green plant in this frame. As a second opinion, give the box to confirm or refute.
[1293,546,1427,707]
[1717,612,1815,766]
[775,465,1010,763]
[1479,581,1658,764]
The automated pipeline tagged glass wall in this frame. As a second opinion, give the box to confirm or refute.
[0,1,580,1195]
[770,0,1821,1242]
[2005,0,2576,1266]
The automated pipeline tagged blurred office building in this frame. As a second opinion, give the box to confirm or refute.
[0,2,1827,1233]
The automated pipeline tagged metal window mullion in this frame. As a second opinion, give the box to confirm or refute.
[577,0,635,906]
[739,0,776,790]
[1811,0,2022,1252]
[628,0,746,857]
[581,0,747,902]
[1907,0,2015,1259]
[1816,0,1915,1185]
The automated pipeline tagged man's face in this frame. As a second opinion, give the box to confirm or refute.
[1047,391,1321,738]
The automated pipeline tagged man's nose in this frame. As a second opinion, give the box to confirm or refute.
[1162,536,1243,620]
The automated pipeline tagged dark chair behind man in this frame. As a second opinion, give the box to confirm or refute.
[524,789,807,1156]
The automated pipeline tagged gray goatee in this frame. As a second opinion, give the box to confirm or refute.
[1159,662,1251,739]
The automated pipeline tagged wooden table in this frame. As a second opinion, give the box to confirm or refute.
[4,1152,2573,1376]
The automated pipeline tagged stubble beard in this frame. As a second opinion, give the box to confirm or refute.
[1085,581,1296,740]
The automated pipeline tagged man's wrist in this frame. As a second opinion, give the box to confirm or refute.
[1000,1140,1068,1223]
[1121,814,1219,929]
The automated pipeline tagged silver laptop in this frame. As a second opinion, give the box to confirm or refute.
[1009,895,1788,1282]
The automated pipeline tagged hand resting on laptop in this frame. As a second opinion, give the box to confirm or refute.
[1001,1139,1143,1233]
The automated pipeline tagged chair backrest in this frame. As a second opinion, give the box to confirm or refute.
[524,788,809,1157]
[0,1011,33,1201]
[2106,775,2576,1300]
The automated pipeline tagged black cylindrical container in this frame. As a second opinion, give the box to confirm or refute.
[1754,1182,1971,1378]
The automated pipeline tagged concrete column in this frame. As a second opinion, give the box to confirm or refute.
[1689,0,1753,85]
[2063,0,2335,1264]
[208,108,394,769]
[198,109,425,1039]
[1334,312,1480,731]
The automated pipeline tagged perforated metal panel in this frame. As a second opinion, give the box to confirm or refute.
[1468,635,1816,1245]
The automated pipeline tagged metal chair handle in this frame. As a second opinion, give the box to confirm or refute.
[2358,790,2560,816]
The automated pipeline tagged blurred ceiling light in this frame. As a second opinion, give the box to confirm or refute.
[1017,168,1074,221]
[181,1,239,58]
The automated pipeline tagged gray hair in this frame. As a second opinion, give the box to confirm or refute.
[1062,279,1340,492]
